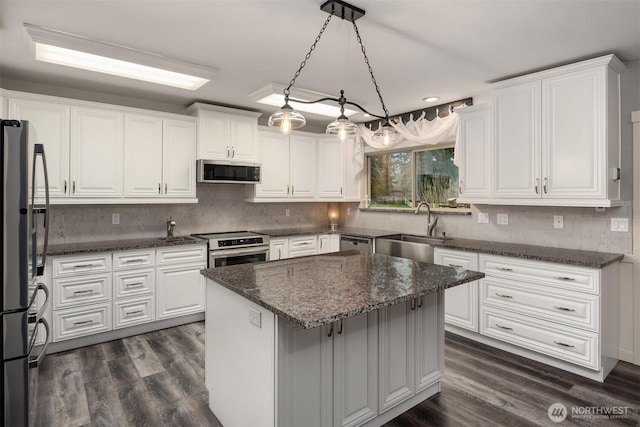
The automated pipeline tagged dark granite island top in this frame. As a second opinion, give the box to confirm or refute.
[200,250,484,329]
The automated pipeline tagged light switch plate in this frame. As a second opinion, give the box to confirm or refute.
[553,215,564,229]
[285,208,290,217]
[611,218,629,232]
[112,213,120,225]
[497,213,509,225]
[249,308,262,328]
[478,212,489,224]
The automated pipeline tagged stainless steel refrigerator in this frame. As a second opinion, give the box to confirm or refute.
[1,119,50,426]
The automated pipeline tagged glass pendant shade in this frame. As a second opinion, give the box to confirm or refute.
[326,116,358,142]
[268,104,306,135]
[372,122,403,146]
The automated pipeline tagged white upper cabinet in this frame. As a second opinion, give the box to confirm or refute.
[8,97,71,198]
[254,128,290,198]
[162,118,196,197]
[489,54,624,207]
[71,106,124,198]
[457,105,491,201]
[289,133,317,198]
[124,114,163,197]
[187,103,261,162]
[317,136,344,198]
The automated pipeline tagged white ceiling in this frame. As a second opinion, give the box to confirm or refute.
[1,0,639,126]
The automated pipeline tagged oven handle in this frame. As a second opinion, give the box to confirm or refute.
[210,246,270,258]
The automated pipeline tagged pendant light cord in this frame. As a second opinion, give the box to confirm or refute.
[352,19,390,120]
[284,13,334,97]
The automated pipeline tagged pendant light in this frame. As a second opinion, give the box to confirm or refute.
[267,0,402,144]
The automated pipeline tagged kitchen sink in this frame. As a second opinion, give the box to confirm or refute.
[160,236,202,243]
[375,234,448,263]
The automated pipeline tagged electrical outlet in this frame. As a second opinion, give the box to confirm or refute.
[611,218,629,232]
[285,208,290,217]
[553,215,564,229]
[497,213,509,225]
[477,212,489,224]
[112,213,120,225]
[249,308,262,328]
[347,207,351,216]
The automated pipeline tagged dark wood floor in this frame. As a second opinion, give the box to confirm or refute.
[32,322,640,427]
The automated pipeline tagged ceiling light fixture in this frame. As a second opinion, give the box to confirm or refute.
[24,23,218,90]
[268,0,402,144]
[423,96,440,103]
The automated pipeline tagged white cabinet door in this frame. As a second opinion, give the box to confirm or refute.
[378,302,415,413]
[435,248,479,332]
[123,114,163,197]
[492,82,541,199]
[330,234,340,252]
[9,98,70,198]
[343,136,362,201]
[333,312,378,427]
[230,115,258,162]
[289,134,317,198]
[542,67,605,199]
[415,292,444,392]
[457,105,491,200]
[70,107,124,197]
[318,235,332,254]
[163,118,196,198]
[317,137,344,198]
[156,262,206,319]
[196,109,228,160]
[255,129,290,198]
[269,239,289,260]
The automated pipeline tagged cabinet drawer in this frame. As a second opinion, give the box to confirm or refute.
[53,254,111,278]
[53,273,111,310]
[113,297,155,329]
[479,254,599,294]
[53,303,112,341]
[480,307,599,370]
[113,268,155,299]
[288,249,317,258]
[289,235,317,250]
[434,248,478,270]
[156,245,207,265]
[113,249,155,270]
[481,277,599,332]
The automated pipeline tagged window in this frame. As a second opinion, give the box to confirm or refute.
[367,146,467,209]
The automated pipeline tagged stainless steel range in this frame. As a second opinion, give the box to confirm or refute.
[194,231,270,268]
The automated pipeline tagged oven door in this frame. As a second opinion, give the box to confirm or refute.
[209,246,270,268]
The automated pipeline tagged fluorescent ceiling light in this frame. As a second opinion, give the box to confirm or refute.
[24,23,218,90]
[423,96,440,103]
[250,83,358,118]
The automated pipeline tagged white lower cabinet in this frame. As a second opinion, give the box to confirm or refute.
[272,234,340,260]
[49,244,206,343]
[269,238,289,261]
[156,245,207,320]
[434,248,479,332]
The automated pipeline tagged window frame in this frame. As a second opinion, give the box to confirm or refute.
[366,142,463,211]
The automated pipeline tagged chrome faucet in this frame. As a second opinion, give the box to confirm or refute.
[166,216,176,238]
[415,202,438,236]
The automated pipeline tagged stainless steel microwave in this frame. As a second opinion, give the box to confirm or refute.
[196,160,261,184]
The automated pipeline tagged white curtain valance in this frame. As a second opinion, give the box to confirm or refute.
[352,111,461,175]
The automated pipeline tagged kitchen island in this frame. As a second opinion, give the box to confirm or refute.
[201,251,484,427]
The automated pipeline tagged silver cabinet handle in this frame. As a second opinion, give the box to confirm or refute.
[553,305,575,312]
[410,298,416,310]
[495,267,513,272]
[125,310,143,316]
[286,185,290,195]
[495,293,513,299]
[328,323,334,337]
[337,319,343,335]
[291,185,294,195]
[449,264,463,268]
[232,147,235,158]
[74,319,93,326]
[417,296,423,308]
[320,240,323,249]
[496,324,513,331]
[64,180,67,194]
[226,146,230,158]
[73,264,94,269]
[544,177,548,194]
[555,276,575,281]
[125,282,144,288]
[553,341,575,348]
[73,289,94,295]
[340,186,343,196]
[158,183,161,194]
[277,248,281,260]
[125,259,144,263]
[535,178,539,194]
[73,180,76,194]
[165,183,168,194]
[459,180,463,195]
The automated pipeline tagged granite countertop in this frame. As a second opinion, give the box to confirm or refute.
[47,236,207,256]
[405,237,623,268]
[253,226,397,239]
[201,250,484,329]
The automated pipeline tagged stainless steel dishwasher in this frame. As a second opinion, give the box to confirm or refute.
[339,235,373,253]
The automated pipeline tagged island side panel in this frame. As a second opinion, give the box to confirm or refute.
[205,279,276,427]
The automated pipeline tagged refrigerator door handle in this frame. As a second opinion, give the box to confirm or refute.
[27,283,49,322]
[28,318,50,368]
[31,144,50,276]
